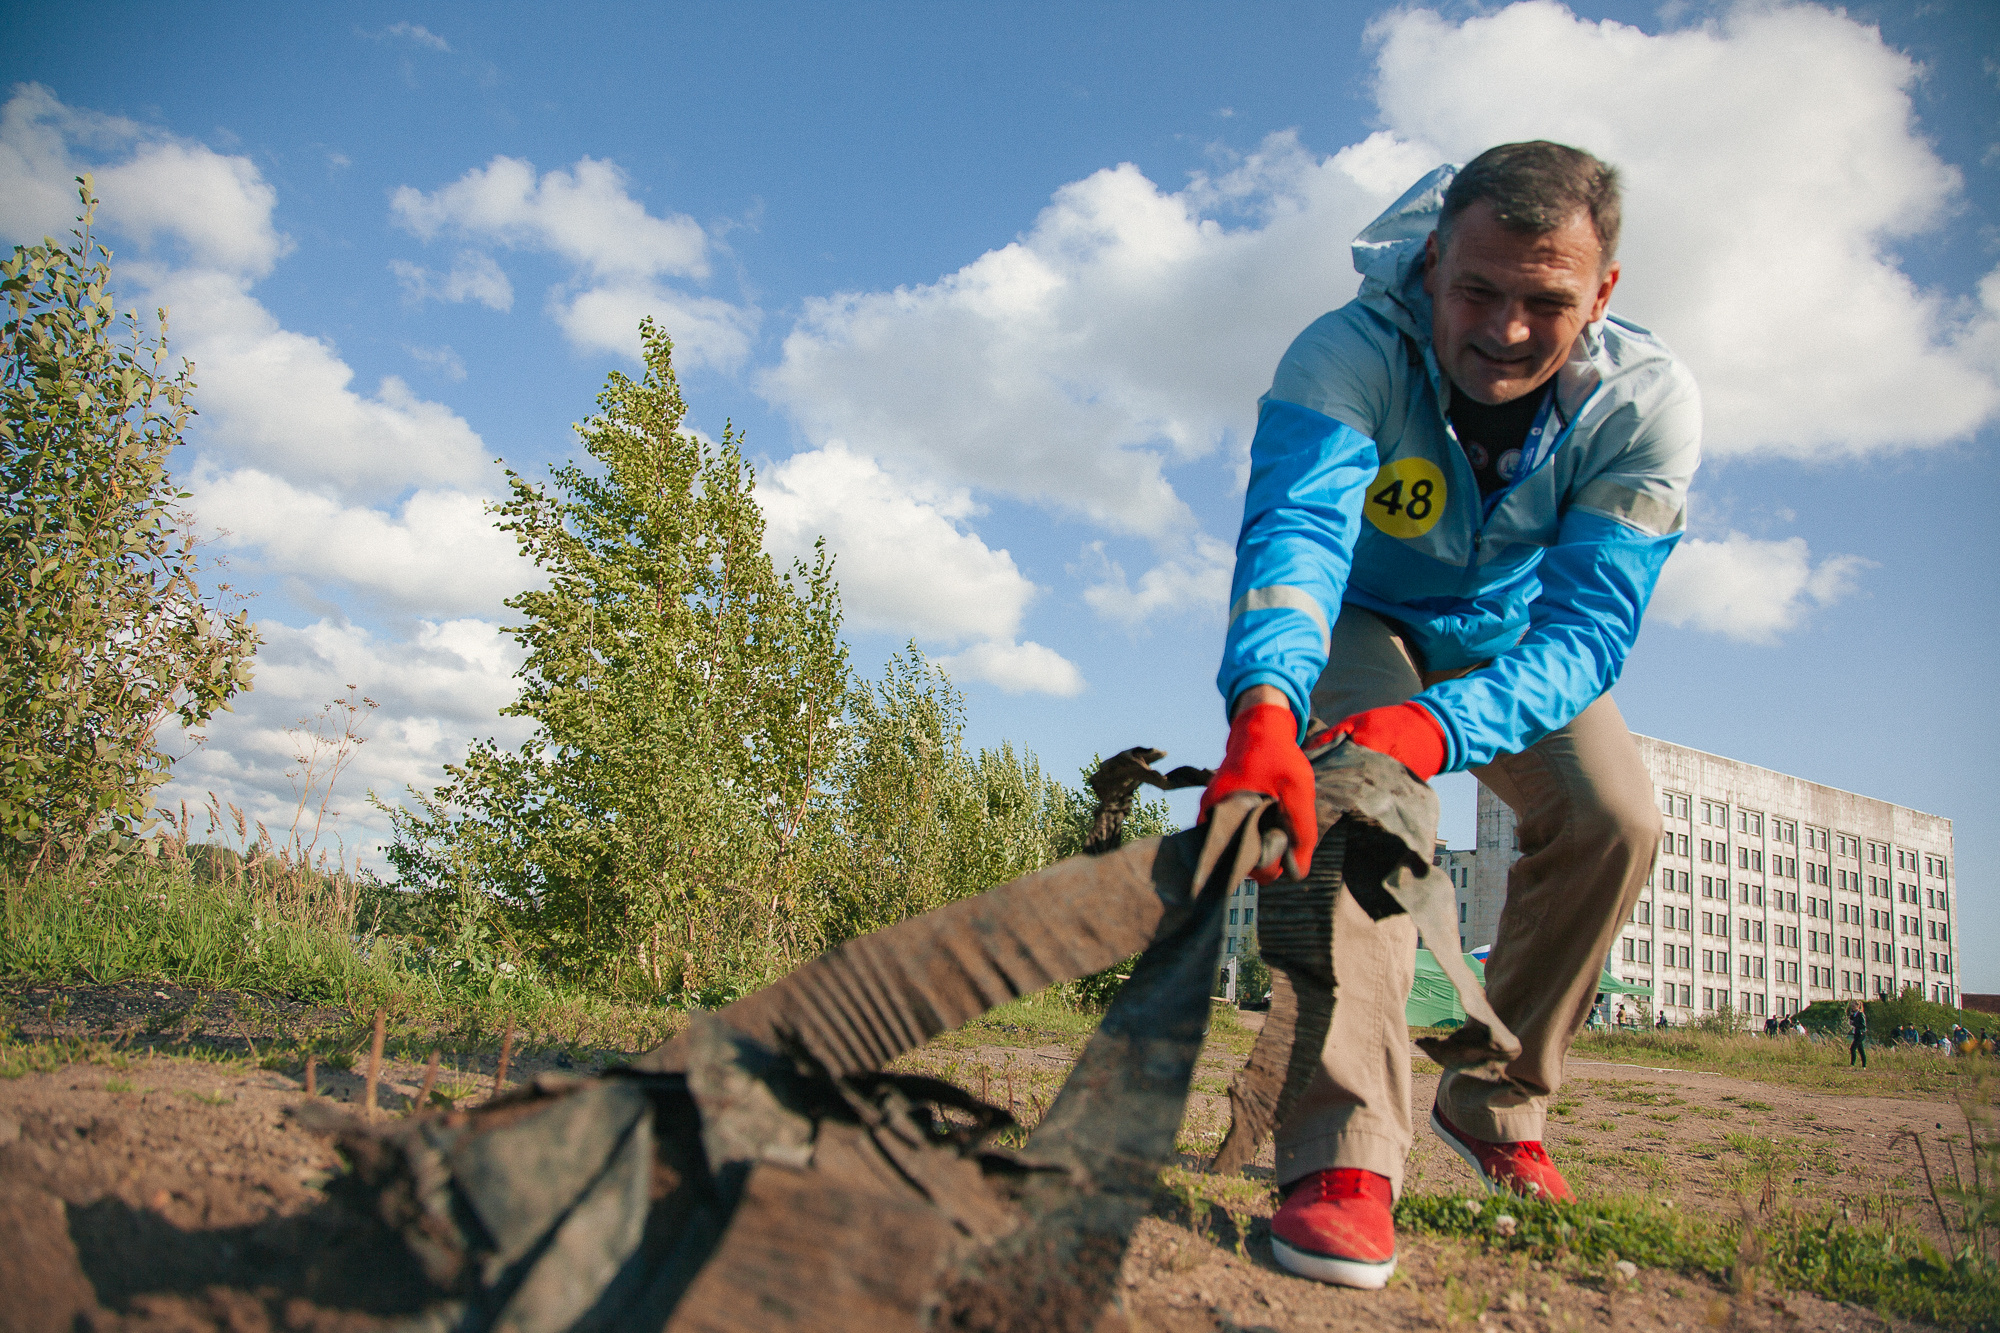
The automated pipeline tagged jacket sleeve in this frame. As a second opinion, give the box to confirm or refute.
[1215,399,1378,738]
[1412,380,1702,770]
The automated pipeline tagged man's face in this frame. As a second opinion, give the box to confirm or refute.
[1423,199,1620,405]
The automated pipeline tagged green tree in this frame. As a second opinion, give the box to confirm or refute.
[385,321,850,997]
[0,180,258,872]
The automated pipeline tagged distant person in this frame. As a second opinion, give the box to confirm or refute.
[1201,140,1699,1289]
[1656,1012,1669,1030]
[1848,1003,1867,1068]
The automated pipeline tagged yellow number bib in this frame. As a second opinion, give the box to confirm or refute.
[1363,457,1446,539]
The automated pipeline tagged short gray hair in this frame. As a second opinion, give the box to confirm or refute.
[1438,141,1622,265]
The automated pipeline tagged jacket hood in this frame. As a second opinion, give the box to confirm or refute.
[1351,164,1457,343]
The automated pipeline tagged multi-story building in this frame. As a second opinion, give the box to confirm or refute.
[1459,735,1959,1022]
[1223,879,1258,961]
[1437,843,1478,954]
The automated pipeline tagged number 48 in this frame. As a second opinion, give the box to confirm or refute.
[1372,477,1435,521]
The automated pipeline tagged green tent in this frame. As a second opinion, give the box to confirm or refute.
[1408,949,1650,1027]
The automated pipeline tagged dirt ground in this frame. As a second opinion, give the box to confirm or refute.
[0,983,1963,1333]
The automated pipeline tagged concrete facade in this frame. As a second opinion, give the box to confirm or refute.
[1440,845,1478,954]
[1459,734,1960,1021]
[1223,879,1258,962]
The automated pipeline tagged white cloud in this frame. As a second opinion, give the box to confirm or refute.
[1365,1,2000,458]
[759,443,1036,642]
[762,135,1415,538]
[1650,532,1871,644]
[0,84,289,278]
[407,343,467,380]
[158,618,531,859]
[0,87,491,502]
[192,469,531,616]
[936,640,1086,698]
[391,154,758,364]
[138,266,490,496]
[1079,534,1234,627]
[552,280,757,371]
[385,22,450,52]
[393,155,708,280]
[391,249,513,310]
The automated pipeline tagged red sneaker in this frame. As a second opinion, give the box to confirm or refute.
[1268,1168,1397,1288]
[1429,1103,1575,1203]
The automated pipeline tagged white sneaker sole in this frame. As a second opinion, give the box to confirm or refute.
[1430,1107,1565,1201]
[1270,1235,1396,1289]
[1430,1106,1513,1197]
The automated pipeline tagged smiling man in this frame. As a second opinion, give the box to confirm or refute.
[1201,142,1700,1288]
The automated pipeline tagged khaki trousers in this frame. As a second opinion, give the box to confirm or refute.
[1272,609,1662,1195]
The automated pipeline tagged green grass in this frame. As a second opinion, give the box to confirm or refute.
[1396,1191,2000,1332]
[1573,1026,1988,1098]
[0,869,688,1057]
[2,871,404,1003]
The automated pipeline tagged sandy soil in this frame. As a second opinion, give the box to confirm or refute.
[0,984,1960,1332]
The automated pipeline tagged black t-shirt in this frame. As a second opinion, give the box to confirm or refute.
[1447,380,1551,497]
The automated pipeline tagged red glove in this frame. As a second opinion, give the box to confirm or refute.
[1315,701,1448,781]
[1200,702,1318,883]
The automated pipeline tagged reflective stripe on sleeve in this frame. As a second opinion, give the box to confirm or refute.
[1573,478,1684,536]
[1226,585,1331,642]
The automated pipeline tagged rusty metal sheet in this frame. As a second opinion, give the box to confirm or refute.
[304,740,1519,1333]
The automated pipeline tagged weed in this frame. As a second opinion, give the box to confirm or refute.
[104,1076,135,1093]
[1395,1190,2000,1331]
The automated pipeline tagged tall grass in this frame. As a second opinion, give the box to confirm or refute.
[1,869,398,1003]
[1572,1024,1991,1098]
[0,863,693,1056]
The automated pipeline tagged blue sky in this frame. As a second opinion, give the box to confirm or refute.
[5,2,1998,985]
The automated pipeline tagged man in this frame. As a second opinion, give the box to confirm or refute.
[1848,1002,1868,1067]
[1201,142,1699,1289]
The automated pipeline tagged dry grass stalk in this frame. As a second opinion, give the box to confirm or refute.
[364,1006,387,1120]
[1902,1128,1955,1244]
[494,1020,514,1098]
[417,1048,440,1113]
[304,1050,316,1097]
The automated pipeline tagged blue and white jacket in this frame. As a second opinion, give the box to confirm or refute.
[1217,166,1702,772]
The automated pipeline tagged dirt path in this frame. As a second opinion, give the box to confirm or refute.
[0,984,1961,1332]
